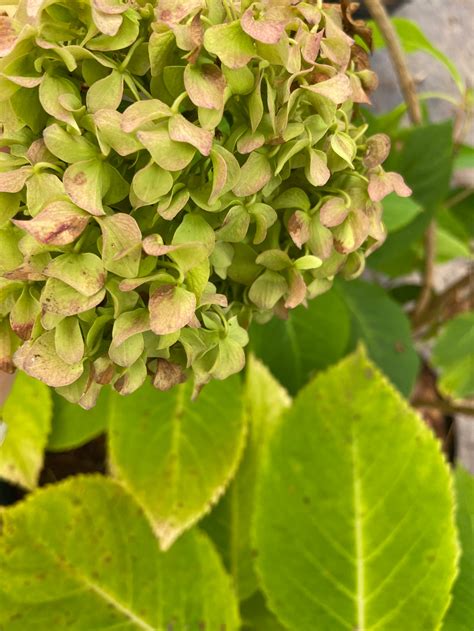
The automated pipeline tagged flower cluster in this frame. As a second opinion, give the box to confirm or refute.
[0,0,410,406]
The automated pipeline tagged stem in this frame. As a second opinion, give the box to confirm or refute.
[413,222,436,321]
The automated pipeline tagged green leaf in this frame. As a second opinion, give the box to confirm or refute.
[138,126,196,172]
[369,122,453,276]
[432,312,474,400]
[435,226,471,262]
[203,356,291,600]
[454,144,474,171]
[390,121,454,209]
[382,193,423,232]
[442,467,474,631]
[0,372,52,489]
[254,350,458,631]
[0,476,239,629]
[371,18,464,93]
[241,592,287,630]
[43,124,98,163]
[98,213,142,279]
[204,20,255,69]
[48,388,109,451]
[249,287,351,394]
[109,376,246,549]
[86,69,123,113]
[336,280,420,397]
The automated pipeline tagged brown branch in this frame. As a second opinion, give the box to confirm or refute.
[364,0,422,125]
[412,272,473,330]
[412,398,474,418]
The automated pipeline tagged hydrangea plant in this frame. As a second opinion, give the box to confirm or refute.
[0,0,410,407]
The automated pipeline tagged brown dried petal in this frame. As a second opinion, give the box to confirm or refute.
[288,210,311,249]
[153,358,187,391]
[363,134,391,169]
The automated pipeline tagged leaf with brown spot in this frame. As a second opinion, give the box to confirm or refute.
[40,278,106,316]
[17,331,84,387]
[63,159,107,216]
[13,201,89,246]
[9,287,40,341]
[184,63,226,110]
[44,253,106,297]
[149,284,196,335]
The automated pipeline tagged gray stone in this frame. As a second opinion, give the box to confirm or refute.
[370,0,474,143]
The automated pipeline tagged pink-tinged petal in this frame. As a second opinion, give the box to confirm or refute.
[388,172,412,198]
[319,197,349,227]
[168,115,214,156]
[149,284,196,335]
[0,15,16,57]
[13,201,89,246]
[184,63,226,110]
[304,73,352,104]
[288,211,311,249]
[0,167,32,193]
[240,7,288,45]
[284,269,307,309]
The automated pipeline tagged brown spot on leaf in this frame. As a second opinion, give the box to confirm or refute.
[72,171,87,185]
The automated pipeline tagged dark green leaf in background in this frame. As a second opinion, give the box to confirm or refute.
[369,121,453,277]
[47,388,110,452]
[432,312,474,400]
[249,288,351,394]
[336,280,420,397]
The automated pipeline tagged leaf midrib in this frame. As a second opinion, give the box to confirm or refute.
[27,535,156,631]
